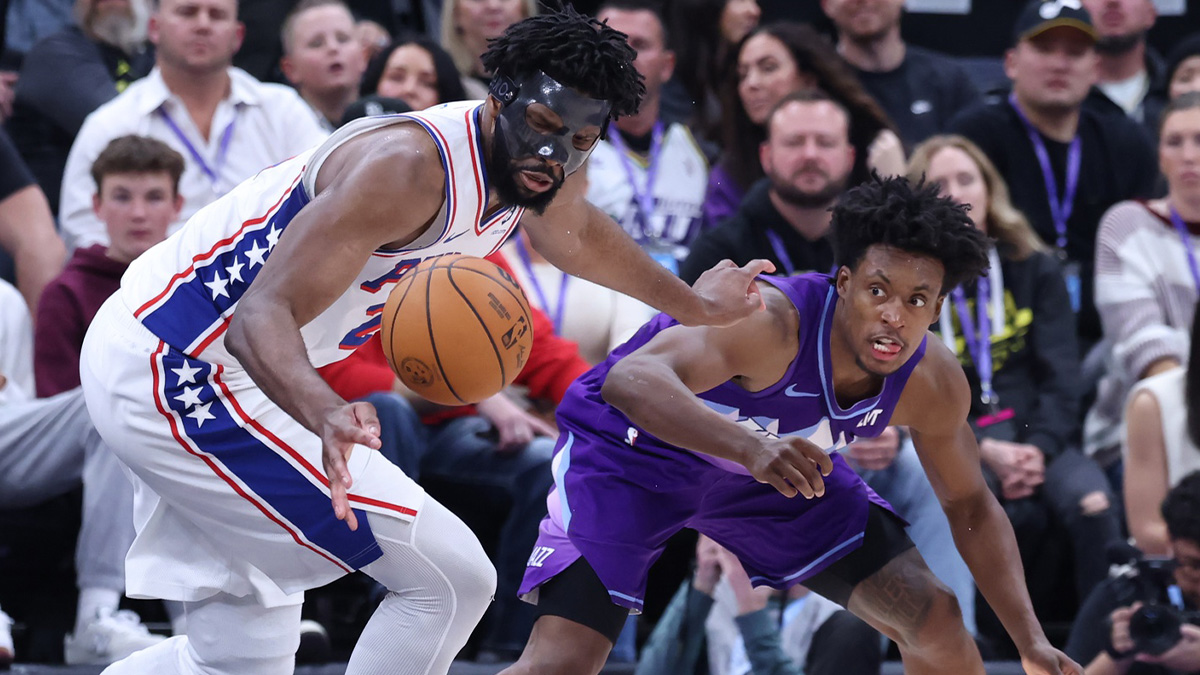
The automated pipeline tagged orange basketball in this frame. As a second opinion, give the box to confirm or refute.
[380,255,534,405]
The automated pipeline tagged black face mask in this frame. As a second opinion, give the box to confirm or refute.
[489,70,611,176]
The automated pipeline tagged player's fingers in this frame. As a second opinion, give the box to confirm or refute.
[329,478,358,531]
[777,462,817,499]
[761,472,797,498]
[353,402,381,436]
[794,441,834,476]
[325,442,353,488]
[739,258,777,277]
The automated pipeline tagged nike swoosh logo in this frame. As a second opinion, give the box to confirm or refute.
[784,385,820,398]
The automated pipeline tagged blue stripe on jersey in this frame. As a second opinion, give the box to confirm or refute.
[141,183,311,355]
[157,346,383,569]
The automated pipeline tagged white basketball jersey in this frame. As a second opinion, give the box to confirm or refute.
[120,101,524,369]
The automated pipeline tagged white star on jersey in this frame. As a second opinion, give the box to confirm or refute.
[174,386,203,408]
[205,273,230,300]
[245,240,267,269]
[186,402,216,427]
[265,225,282,250]
[226,259,245,284]
[171,362,202,385]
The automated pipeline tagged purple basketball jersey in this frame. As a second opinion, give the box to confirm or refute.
[520,273,928,612]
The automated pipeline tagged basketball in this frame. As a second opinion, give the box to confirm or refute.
[380,255,534,406]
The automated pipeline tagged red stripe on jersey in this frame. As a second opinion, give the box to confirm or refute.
[211,370,420,518]
[149,342,354,573]
[134,171,304,319]
[465,109,487,231]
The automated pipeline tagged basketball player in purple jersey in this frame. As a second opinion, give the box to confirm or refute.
[77,8,770,675]
[503,176,1082,675]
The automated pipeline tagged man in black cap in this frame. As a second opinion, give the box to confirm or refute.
[949,0,1157,353]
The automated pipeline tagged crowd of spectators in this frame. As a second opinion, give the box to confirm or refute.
[3,0,1200,671]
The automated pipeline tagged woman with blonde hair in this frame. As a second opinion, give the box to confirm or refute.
[908,134,1121,604]
[440,0,538,99]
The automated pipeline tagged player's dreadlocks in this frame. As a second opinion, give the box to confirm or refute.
[831,174,991,294]
[481,5,645,118]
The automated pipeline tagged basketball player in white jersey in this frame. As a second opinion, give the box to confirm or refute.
[77,8,771,675]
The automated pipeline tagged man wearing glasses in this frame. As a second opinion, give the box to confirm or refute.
[1065,471,1200,674]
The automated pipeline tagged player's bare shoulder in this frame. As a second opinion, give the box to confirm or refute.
[313,122,446,229]
[890,333,971,434]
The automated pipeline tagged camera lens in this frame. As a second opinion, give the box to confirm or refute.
[1130,604,1184,656]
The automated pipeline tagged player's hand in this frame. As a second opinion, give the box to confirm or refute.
[1019,640,1083,675]
[745,436,834,499]
[476,394,556,452]
[845,426,901,471]
[1136,623,1200,670]
[0,71,17,122]
[319,401,382,531]
[687,259,776,327]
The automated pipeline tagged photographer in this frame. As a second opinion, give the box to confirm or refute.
[1066,471,1200,674]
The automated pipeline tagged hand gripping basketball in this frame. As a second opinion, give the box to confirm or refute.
[745,436,834,499]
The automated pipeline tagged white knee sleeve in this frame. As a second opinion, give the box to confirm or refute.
[349,498,496,675]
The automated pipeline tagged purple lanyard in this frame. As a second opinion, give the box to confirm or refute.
[1170,205,1200,292]
[158,106,238,191]
[951,276,995,405]
[1008,94,1081,254]
[607,121,665,242]
[514,232,570,334]
[764,229,795,276]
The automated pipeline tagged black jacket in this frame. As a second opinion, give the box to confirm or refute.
[679,179,834,285]
[949,249,1082,460]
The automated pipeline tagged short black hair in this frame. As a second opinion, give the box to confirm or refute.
[481,5,644,118]
[596,0,669,46]
[831,175,990,294]
[1163,471,1200,545]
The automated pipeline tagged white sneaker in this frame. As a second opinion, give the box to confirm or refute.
[64,608,166,665]
[0,609,13,668]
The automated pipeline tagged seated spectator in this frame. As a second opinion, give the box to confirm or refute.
[58,0,328,251]
[662,0,760,140]
[503,228,655,365]
[586,0,709,271]
[0,128,65,315]
[1065,470,1200,675]
[1165,33,1200,102]
[1087,92,1200,483]
[439,0,536,99]
[948,0,1158,354]
[352,35,465,117]
[1123,301,1200,556]
[8,0,153,213]
[318,252,591,661]
[910,133,1121,605]
[1082,0,1165,136]
[0,276,162,666]
[705,22,905,228]
[821,0,980,146]
[279,0,368,129]
[636,535,882,675]
[35,135,183,398]
[682,91,854,283]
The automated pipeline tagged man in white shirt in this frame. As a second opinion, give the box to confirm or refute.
[59,0,328,251]
[586,0,708,273]
[1081,0,1167,134]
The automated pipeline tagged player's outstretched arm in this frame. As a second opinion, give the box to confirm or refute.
[520,171,772,327]
[226,126,445,529]
[898,341,1082,675]
[600,285,833,498]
